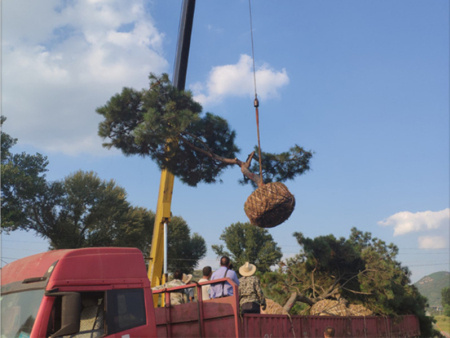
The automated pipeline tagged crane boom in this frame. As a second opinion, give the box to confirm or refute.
[147,0,196,289]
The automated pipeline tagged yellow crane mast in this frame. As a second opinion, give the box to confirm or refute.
[147,0,196,292]
[147,170,174,287]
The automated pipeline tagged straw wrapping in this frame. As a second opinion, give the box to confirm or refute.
[244,182,295,228]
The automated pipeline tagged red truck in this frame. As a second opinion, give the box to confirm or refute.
[1,247,420,338]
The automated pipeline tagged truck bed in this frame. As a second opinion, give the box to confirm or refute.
[152,280,420,338]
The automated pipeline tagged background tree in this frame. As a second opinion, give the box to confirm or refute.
[2,168,155,251]
[97,73,312,187]
[442,287,450,316]
[260,228,435,337]
[2,120,206,272]
[1,117,49,230]
[211,222,282,273]
[167,216,207,273]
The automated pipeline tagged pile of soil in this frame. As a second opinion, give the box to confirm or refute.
[260,299,289,315]
[310,299,373,316]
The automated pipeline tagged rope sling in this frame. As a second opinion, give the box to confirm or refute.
[243,0,295,228]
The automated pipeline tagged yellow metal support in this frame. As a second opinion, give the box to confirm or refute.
[147,0,195,307]
[148,168,174,289]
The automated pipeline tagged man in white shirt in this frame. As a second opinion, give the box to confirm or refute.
[198,266,212,300]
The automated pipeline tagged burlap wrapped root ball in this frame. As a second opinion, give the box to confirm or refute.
[244,182,295,228]
[260,299,289,315]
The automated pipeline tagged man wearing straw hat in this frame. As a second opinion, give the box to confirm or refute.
[238,262,266,314]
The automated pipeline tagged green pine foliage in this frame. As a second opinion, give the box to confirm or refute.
[97,73,238,186]
[212,222,282,273]
[240,145,312,188]
[260,228,435,336]
[97,73,312,187]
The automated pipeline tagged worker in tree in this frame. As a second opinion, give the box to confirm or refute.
[210,256,240,298]
[238,262,266,314]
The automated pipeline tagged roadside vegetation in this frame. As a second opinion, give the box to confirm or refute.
[435,287,450,335]
[1,117,206,273]
[435,315,450,336]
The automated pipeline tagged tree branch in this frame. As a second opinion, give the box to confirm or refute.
[283,291,315,312]
[339,269,370,290]
[342,287,372,295]
[311,267,317,298]
[179,135,263,187]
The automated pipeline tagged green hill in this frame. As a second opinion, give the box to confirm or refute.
[414,271,450,308]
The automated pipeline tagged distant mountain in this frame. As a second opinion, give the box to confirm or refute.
[414,271,450,308]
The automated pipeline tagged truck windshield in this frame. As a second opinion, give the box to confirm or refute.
[1,289,44,338]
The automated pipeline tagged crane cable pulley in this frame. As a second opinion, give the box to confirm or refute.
[248,0,263,184]
[244,0,296,229]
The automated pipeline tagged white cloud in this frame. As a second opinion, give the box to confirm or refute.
[191,54,289,106]
[3,3,289,156]
[378,208,450,236]
[2,0,168,156]
[418,236,447,249]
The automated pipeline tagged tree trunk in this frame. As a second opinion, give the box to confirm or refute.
[283,292,315,313]
[283,292,298,313]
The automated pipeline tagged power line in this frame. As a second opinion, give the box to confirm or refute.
[1,246,48,252]
[1,256,18,260]
[405,263,449,267]
[1,238,48,244]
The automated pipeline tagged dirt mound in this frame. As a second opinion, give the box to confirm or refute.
[310,299,373,316]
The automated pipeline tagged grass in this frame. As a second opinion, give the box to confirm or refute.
[435,315,450,334]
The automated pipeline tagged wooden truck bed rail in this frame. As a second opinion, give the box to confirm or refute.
[151,280,420,338]
[152,278,241,337]
[243,313,420,338]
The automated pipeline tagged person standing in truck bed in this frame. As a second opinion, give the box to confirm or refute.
[210,256,240,298]
[198,266,212,300]
[152,270,189,305]
[238,262,266,314]
[182,273,194,302]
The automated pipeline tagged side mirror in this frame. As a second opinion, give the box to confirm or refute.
[48,292,81,337]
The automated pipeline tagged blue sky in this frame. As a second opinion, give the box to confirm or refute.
[2,0,449,283]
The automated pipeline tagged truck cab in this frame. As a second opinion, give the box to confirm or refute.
[1,247,158,338]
